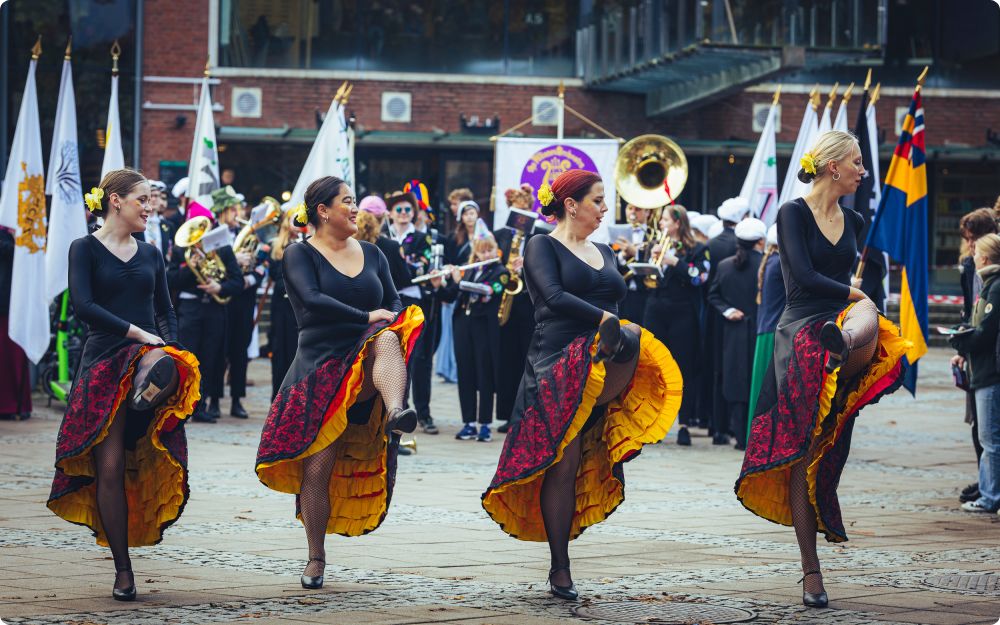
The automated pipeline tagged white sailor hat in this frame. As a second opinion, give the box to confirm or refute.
[707,220,725,239]
[172,177,189,199]
[735,218,767,242]
[149,180,167,192]
[691,214,719,237]
[766,223,778,247]
[717,197,750,223]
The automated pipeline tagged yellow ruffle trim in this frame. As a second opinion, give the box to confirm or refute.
[255,305,424,537]
[47,346,202,547]
[482,324,683,542]
[736,307,911,539]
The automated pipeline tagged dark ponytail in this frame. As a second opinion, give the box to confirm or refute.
[733,237,757,269]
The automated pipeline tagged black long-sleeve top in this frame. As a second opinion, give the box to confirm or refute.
[776,198,864,305]
[283,239,401,337]
[523,235,626,326]
[69,235,177,343]
[653,242,710,301]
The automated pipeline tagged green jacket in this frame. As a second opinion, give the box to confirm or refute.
[951,265,1000,389]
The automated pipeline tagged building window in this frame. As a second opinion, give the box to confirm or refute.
[218,0,580,77]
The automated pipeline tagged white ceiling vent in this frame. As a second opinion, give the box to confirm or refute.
[381,92,412,123]
[752,103,781,133]
[231,87,262,118]
[532,96,560,126]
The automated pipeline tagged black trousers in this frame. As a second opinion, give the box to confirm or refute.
[644,295,700,426]
[401,295,439,420]
[496,293,534,422]
[226,288,256,399]
[268,290,298,402]
[728,401,748,447]
[453,311,501,424]
[621,288,649,326]
[178,298,228,403]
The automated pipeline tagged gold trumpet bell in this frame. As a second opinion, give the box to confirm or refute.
[399,439,417,454]
[614,134,688,210]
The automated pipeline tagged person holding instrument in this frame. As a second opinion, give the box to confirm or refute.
[482,169,682,602]
[735,131,910,609]
[255,177,424,591]
[47,168,201,602]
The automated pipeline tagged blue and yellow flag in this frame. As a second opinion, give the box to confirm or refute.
[865,89,928,393]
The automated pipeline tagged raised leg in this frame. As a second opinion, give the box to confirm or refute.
[596,324,641,406]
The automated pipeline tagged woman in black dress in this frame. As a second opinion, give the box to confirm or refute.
[47,168,201,601]
[735,131,909,608]
[268,210,304,401]
[482,170,682,601]
[642,205,710,446]
[255,177,424,590]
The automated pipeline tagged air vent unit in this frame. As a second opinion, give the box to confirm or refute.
[752,103,781,133]
[532,96,560,126]
[231,87,262,118]
[894,106,911,136]
[382,92,412,123]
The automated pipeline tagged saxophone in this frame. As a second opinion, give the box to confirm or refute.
[497,229,525,326]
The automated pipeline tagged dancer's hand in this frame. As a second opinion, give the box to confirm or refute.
[368,309,394,324]
[847,287,868,302]
[127,325,165,346]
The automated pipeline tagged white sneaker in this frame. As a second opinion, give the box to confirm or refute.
[960,500,996,513]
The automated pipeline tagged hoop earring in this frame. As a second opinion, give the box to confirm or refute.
[832,172,841,181]
[570,211,577,219]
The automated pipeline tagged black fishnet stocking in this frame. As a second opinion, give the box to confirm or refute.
[541,434,582,587]
[357,331,407,414]
[299,443,337,577]
[92,402,133,591]
[789,459,825,594]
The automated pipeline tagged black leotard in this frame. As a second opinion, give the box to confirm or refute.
[69,234,176,367]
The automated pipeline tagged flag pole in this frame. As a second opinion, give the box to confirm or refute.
[111,40,121,76]
[855,67,928,280]
[556,81,565,141]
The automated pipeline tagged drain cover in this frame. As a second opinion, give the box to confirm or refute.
[923,573,999,594]
[575,600,755,624]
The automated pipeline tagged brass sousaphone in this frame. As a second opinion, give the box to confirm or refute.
[614,134,688,285]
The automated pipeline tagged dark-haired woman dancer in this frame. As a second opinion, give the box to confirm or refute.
[255,177,424,590]
[482,169,682,601]
[736,131,909,608]
[47,168,201,601]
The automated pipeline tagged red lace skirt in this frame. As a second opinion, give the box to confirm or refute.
[47,344,201,547]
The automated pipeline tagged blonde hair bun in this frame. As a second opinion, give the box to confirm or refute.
[798,130,859,184]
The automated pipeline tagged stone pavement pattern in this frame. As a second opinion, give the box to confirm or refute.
[1,348,997,625]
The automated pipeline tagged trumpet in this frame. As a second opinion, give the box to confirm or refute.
[399,438,417,454]
[175,216,232,305]
[411,257,500,284]
[498,229,525,326]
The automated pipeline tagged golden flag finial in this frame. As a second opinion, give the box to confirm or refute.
[204,57,212,78]
[870,83,881,106]
[333,81,347,104]
[772,84,781,105]
[825,82,839,109]
[841,82,855,105]
[342,83,354,105]
[558,81,565,100]
[111,40,121,75]
[64,36,72,61]
[915,66,929,92]
[864,68,872,91]
[31,35,42,60]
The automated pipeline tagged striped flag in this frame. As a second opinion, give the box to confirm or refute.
[865,88,928,393]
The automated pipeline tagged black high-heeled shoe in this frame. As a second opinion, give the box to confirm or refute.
[112,568,136,602]
[130,352,178,411]
[799,570,828,608]
[593,317,622,364]
[300,557,325,589]
[819,321,849,374]
[548,567,579,601]
[387,407,417,434]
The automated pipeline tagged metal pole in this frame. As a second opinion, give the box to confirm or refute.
[133,0,143,169]
[0,4,9,180]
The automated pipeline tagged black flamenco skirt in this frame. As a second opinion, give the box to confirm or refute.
[735,299,910,542]
[482,318,682,542]
[255,306,423,536]
[47,338,201,547]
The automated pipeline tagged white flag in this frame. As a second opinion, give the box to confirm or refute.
[866,101,881,210]
[186,76,220,215]
[833,98,850,132]
[0,58,49,363]
[778,101,819,206]
[287,99,348,208]
[45,57,87,301]
[100,74,125,178]
[739,103,779,226]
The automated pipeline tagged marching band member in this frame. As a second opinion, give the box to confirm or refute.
[255,176,423,590]
[614,203,653,325]
[166,177,188,231]
[267,209,304,401]
[166,189,243,423]
[144,180,173,260]
[707,218,767,450]
[48,169,200,601]
[736,131,909,608]
[642,205,709,446]
[436,228,509,442]
[746,224,784,445]
[482,170,682,601]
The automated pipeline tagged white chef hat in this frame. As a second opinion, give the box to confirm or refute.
[766,223,778,247]
[735,217,767,242]
[691,214,720,237]
[172,177,189,199]
[707,220,724,239]
[717,197,750,223]
[686,210,702,220]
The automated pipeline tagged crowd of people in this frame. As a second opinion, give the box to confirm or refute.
[2,129,997,611]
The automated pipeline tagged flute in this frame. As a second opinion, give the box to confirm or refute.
[411,257,500,284]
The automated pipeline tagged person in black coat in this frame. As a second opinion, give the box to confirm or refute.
[266,212,303,401]
[614,203,654,326]
[492,223,535,433]
[0,227,32,420]
[705,197,749,443]
[707,218,766,450]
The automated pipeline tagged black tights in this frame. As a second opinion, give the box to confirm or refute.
[541,325,640,587]
[93,402,132,591]
[790,459,825,594]
[300,331,407,577]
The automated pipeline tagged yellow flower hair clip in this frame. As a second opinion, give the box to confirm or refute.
[84,187,104,212]
[537,184,555,207]
[291,203,309,227]
[800,153,817,176]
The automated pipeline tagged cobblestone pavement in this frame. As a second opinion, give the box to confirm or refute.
[2,348,998,625]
